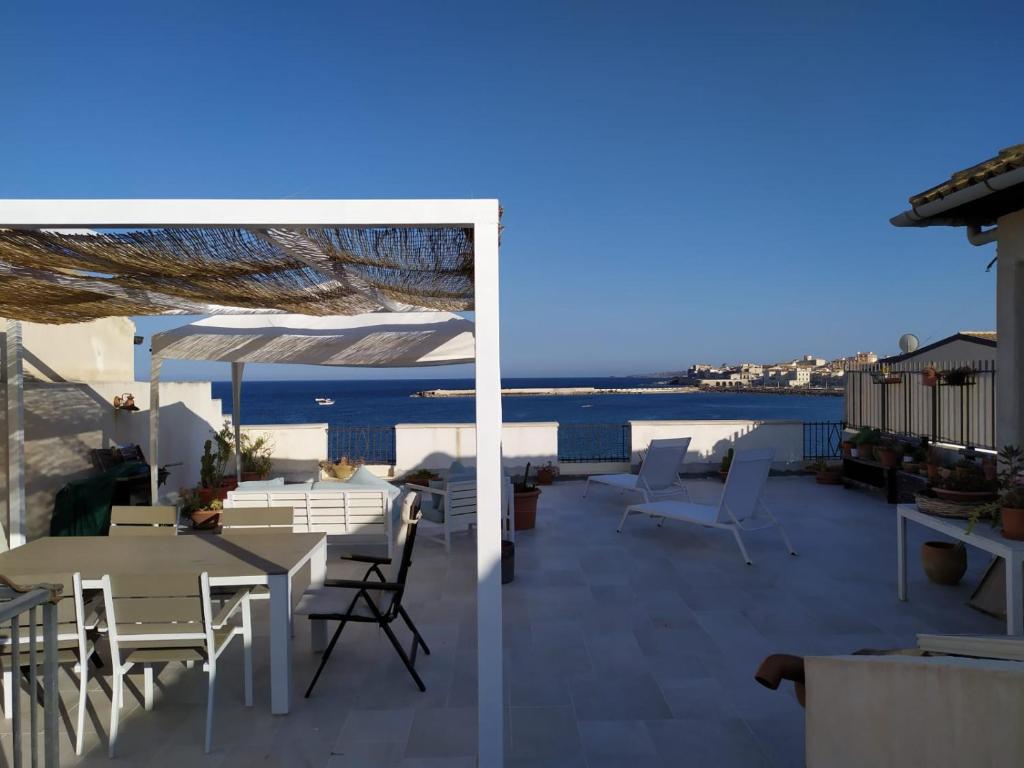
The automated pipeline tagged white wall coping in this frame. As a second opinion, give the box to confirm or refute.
[240,423,329,430]
[628,418,804,426]
[394,422,559,428]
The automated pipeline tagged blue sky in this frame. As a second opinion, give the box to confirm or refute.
[1,1,1019,381]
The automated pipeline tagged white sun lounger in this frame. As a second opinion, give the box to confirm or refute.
[583,437,691,503]
[620,448,796,565]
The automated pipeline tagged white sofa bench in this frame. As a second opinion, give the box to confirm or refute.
[225,482,396,557]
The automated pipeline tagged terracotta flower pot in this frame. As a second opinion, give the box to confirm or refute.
[921,368,938,388]
[190,509,221,530]
[815,468,843,485]
[983,461,997,482]
[877,447,899,468]
[241,471,261,482]
[841,441,854,458]
[514,489,541,530]
[921,541,967,585]
[536,467,556,485]
[858,443,875,463]
[1002,507,1024,540]
[926,463,941,481]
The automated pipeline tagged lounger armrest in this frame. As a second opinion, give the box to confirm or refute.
[339,553,392,565]
[323,578,401,592]
[212,588,251,628]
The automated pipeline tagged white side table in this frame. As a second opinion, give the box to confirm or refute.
[897,503,1024,635]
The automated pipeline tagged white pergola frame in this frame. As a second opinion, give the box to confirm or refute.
[0,199,505,766]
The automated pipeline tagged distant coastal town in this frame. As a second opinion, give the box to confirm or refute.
[654,351,879,392]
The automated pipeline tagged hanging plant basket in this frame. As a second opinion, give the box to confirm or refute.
[939,367,977,387]
[870,371,902,385]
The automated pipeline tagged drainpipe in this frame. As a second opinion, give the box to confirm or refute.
[968,224,999,247]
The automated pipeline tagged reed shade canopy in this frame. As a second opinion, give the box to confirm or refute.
[0,226,475,323]
[147,311,475,502]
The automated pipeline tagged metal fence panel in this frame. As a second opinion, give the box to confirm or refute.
[327,426,397,464]
[803,421,846,460]
[558,423,631,462]
[845,360,996,449]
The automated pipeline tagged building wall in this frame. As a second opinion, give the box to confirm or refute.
[888,339,995,368]
[0,379,223,542]
[393,422,558,475]
[239,423,328,481]
[13,318,137,382]
[629,419,804,469]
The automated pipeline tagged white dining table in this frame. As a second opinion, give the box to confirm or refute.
[0,532,328,714]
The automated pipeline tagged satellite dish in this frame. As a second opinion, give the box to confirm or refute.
[899,333,920,354]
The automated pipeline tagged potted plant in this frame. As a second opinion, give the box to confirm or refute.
[852,427,880,462]
[841,438,855,458]
[808,459,842,485]
[870,366,902,385]
[197,439,225,505]
[719,448,734,481]
[181,489,223,530]
[930,471,997,503]
[513,463,541,530]
[214,422,237,490]
[401,467,441,484]
[876,439,901,469]
[970,446,1024,540]
[921,364,939,388]
[536,462,558,485]
[240,433,274,481]
[941,366,976,387]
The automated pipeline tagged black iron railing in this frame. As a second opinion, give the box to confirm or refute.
[328,425,396,465]
[558,423,631,463]
[845,360,996,449]
[804,421,846,460]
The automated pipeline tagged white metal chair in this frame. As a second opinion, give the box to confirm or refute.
[404,477,514,552]
[109,505,178,536]
[620,448,797,564]
[0,572,97,755]
[100,571,252,756]
[584,438,691,503]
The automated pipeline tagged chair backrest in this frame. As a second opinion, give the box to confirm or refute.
[445,480,477,521]
[101,572,211,658]
[716,448,773,524]
[0,572,85,645]
[386,492,422,611]
[220,506,294,531]
[638,442,689,491]
[109,505,178,535]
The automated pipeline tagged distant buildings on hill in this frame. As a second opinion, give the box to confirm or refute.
[671,352,879,390]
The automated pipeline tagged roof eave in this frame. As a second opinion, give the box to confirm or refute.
[891,164,1024,229]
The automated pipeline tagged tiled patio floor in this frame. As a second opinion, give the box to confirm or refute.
[2,477,1003,766]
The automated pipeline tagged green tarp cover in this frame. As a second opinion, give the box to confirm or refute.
[49,462,148,537]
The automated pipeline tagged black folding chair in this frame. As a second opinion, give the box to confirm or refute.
[297,492,431,696]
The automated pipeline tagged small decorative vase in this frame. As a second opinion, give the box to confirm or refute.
[921,542,967,585]
[190,509,221,530]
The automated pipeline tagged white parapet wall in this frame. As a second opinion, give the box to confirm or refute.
[393,422,558,476]
[240,423,328,481]
[629,419,805,471]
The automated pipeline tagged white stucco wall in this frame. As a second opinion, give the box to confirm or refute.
[239,423,327,482]
[629,419,804,469]
[0,379,222,541]
[11,317,137,382]
[393,422,558,474]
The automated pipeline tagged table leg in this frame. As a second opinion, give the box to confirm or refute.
[897,511,908,601]
[268,573,292,714]
[309,538,328,652]
[1006,554,1023,636]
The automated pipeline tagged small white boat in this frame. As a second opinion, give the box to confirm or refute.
[314,397,335,406]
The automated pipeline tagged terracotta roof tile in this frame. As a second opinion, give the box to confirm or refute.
[910,144,1024,207]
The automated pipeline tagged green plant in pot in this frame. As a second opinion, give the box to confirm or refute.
[513,463,541,530]
[970,446,1024,540]
[808,458,843,485]
[181,488,223,530]
[719,448,734,481]
[214,422,236,488]
[852,427,881,461]
[876,438,901,469]
[240,433,274,480]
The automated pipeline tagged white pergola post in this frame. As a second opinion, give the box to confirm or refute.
[997,209,1024,451]
[149,356,162,503]
[232,362,245,481]
[5,320,25,548]
[473,209,504,767]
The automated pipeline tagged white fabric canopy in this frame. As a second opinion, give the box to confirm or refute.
[151,311,475,367]
[148,311,475,501]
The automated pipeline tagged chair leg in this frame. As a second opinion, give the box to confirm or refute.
[2,664,12,720]
[398,606,430,656]
[443,522,451,553]
[776,522,797,556]
[75,657,88,755]
[143,664,154,711]
[731,527,753,565]
[242,597,254,707]
[109,671,121,758]
[204,663,216,754]
[304,618,350,698]
[380,620,426,692]
[616,507,633,533]
[582,478,589,498]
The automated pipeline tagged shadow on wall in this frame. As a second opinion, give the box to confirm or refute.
[2,383,215,541]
